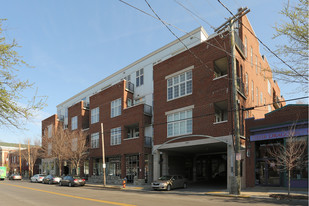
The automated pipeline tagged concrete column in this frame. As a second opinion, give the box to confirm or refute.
[153,151,160,181]
[162,152,168,176]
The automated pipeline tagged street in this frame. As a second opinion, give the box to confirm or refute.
[0,180,307,206]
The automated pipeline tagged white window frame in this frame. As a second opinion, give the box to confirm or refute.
[136,68,144,87]
[71,116,78,130]
[111,98,121,118]
[166,107,193,138]
[245,73,248,96]
[244,36,247,58]
[250,47,253,67]
[255,55,258,74]
[91,107,100,124]
[260,92,263,105]
[91,132,100,149]
[167,69,192,101]
[267,80,271,95]
[111,127,121,145]
[256,87,259,105]
[251,81,254,102]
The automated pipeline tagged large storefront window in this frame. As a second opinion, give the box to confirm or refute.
[126,155,139,183]
[107,157,121,177]
[93,158,103,176]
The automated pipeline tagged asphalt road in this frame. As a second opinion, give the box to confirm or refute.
[0,180,307,206]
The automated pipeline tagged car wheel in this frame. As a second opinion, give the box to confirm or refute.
[59,181,62,186]
[166,184,171,191]
[183,183,187,189]
[49,181,52,185]
[36,179,38,183]
[68,182,72,187]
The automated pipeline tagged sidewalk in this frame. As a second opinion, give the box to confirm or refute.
[85,183,308,200]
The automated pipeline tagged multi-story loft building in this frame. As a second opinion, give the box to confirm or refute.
[42,13,284,189]
[42,27,208,183]
[152,13,284,190]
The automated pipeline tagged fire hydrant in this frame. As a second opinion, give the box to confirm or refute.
[122,177,127,188]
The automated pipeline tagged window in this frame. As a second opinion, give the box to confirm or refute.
[214,101,228,123]
[267,80,271,95]
[245,73,248,95]
[136,68,144,87]
[250,47,253,67]
[251,81,254,102]
[71,116,78,130]
[124,74,131,82]
[268,105,272,112]
[260,92,263,105]
[111,127,121,145]
[91,107,99,124]
[111,98,121,118]
[244,36,247,57]
[127,127,139,139]
[72,138,77,151]
[167,70,192,100]
[255,55,258,74]
[127,98,132,107]
[259,62,262,74]
[91,132,100,149]
[167,109,192,137]
[47,124,53,138]
[256,87,259,105]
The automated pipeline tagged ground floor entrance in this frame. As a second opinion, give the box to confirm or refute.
[153,136,237,189]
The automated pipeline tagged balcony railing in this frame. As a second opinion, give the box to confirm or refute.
[237,78,246,96]
[144,136,152,148]
[273,96,280,109]
[126,81,134,93]
[58,115,64,121]
[83,101,89,109]
[144,104,152,116]
[234,32,245,58]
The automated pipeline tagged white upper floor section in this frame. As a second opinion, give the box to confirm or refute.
[57,27,208,117]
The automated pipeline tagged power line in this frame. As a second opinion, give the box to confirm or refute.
[144,0,214,75]
[216,0,308,81]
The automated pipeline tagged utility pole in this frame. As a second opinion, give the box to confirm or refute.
[19,144,21,175]
[101,123,106,187]
[28,140,31,178]
[215,7,250,195]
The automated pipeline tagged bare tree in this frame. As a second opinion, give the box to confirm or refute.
[42,125,71,176]
[267,126,307,195]
[21,138,42,178]
[68,130,89,176]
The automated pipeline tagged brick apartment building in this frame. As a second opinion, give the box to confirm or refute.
[246,104,308,188]
[42,13,284,189]
[152,13,284,191]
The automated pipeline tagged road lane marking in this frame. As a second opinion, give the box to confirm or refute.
[0,183,136,206]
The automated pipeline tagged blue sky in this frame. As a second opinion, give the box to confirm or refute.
[0,0,306,144]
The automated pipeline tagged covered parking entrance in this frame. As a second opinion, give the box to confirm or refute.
[153,136,234,189]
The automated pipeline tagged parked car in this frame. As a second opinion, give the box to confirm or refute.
[30,174,46,183]
[42,175,62,184]
[151,175,187,191]
[8,174,22,180]
[59,176,86,187]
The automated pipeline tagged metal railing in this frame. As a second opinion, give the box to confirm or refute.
[126,81,134,93]
[234,32,245,58]
[144,104,152,116]
[144,136,152,148]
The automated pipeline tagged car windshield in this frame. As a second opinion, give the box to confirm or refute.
[158,176,172,180]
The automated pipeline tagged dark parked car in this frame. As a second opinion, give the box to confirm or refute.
[42,175,62,184]
[59,176,85,187]
[8,174,22,180]
[151,175,187,191]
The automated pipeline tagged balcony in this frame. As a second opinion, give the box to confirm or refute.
[234,32,245,59]
[83,101,89,109]
[273,96,281,109]
[237,78,246,97]
[144,136,152,148]
[58,115,64,121]
[126,81,134,93]
[144,104,152,116]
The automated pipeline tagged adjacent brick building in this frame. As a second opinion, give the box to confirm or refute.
[246,104,308,188]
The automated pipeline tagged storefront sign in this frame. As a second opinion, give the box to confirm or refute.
[250,128,308,142]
